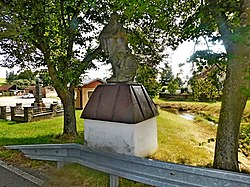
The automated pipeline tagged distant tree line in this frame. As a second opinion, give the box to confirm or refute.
[5,69,51,89]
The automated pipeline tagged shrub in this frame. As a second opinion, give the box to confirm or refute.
[192,79,221,101]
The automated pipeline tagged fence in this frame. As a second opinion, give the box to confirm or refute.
[0,103,63,122]
[159,93,194,101]
[6,143,250,187]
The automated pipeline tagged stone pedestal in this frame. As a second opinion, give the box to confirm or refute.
[81,83,159,157]
[84,118,157,156]
[33,101,44,109]
[24,107,33,122]
[10,106,16,121]
[16,103,22,111]
[0,106,6,119]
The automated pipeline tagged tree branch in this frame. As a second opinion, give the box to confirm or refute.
[60,0,67,29]
[66,0,84,64]
[76,45,102,77]
[217,12,235,53]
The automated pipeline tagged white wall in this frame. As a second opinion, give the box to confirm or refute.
[84,117,158,157]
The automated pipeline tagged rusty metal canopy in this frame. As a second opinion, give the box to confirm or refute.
[81,83,159,124]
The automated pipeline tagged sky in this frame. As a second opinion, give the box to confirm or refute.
[0,39,225,79]
[85,39,225,80]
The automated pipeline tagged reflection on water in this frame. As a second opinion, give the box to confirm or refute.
[161,108,195,121]
[178,113,195,121]
[161,107,218,126]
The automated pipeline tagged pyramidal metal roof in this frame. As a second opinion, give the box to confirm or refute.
[81,83,159,124]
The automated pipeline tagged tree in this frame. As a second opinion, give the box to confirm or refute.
[191,77,221,101]
[13,79,31,90]
[0,0,175,135]
[167,79,179,95]
[188,50,226,90]
[17,70,36,83]
[175,0,250,171]
[135,63,161,98]
[5,70,36,88]
[1,0,98,135]
[175,75,183,87]
[38,70,52,87]
[5,71,16,84]
[160,63,174,86]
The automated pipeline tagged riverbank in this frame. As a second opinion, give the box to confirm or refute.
[154,98,250,123]
[154,98,250,172]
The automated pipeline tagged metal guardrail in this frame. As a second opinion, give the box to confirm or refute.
[5,143,250,187]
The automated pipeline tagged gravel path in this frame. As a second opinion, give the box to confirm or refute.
[0,96,61,108]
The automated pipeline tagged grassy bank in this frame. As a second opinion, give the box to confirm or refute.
[0,78,5,86]
[151,110,216,166]
[0,108,218,186]
[154,98,250,163]
[154,98,250,123]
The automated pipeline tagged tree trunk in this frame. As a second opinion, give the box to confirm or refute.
[214,59,248,171]
[214,0,250,171]
[61,85,77,136]
[44,50,77,136]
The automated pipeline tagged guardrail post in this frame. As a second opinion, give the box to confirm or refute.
[57,161,65,169]
[109,174,119,187]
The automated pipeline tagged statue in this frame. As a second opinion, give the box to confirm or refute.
[33,77,45,111]
[99,13,138,83]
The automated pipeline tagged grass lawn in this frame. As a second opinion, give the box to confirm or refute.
[0,111,84,147]
[151,110,216,166]
[0,107,218,186]
[0,78,5,86]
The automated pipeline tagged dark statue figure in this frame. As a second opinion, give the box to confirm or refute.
[35,78,43,102]
[33,78,45,110]
[99,13,138,83]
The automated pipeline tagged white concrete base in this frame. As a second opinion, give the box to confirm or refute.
[84,117,158,157]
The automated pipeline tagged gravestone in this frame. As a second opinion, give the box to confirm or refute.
[81,13,158,157]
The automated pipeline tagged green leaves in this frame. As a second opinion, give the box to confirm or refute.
[135,63,161,98]
[191,78,222,101]
[160,63,174,86]
[188,50,227,74]
[167,79,179,95]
